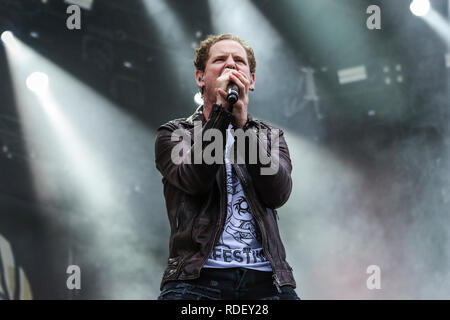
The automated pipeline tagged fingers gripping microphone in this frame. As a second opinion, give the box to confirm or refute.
[226,82,239,105]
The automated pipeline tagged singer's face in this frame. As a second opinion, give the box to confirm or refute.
[199,40,254,103]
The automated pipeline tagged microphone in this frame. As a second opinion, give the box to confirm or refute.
[226,82,239,105]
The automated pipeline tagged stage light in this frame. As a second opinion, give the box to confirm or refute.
[337,65,367,85]
[1,31,14,44]
[194,92,203,106]
[26,72,49,94]
[410,0,430,17]
[123,61,133,69]
[1,31,20,53]
[30,31,39,39]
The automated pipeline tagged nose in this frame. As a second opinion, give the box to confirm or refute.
[224,55,236,70]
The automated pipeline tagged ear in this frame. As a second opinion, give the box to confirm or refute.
[249,73,255,91]
[195,70,204,88]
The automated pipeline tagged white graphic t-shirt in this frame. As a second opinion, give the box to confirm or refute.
[203,125,272,271]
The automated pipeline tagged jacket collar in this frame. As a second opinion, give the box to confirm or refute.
[181,104,257,128]
[181,105,205,127]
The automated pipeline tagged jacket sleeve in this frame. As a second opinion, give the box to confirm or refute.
[245,123,293,209]
[155,104,233,195]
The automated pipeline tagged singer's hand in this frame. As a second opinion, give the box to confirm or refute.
[214,69,234,108]
[215,69,251,128]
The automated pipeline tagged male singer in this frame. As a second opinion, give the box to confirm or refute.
[155,34,299,300]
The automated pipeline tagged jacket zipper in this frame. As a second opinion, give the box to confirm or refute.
[198,112,232,269]
[232,163,282,293]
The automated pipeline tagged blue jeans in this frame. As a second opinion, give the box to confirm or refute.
[157,267,300,300]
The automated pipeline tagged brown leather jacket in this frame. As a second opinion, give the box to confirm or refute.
[155,104,296,291]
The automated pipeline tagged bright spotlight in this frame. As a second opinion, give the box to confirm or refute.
[1,31,20,53]
[410,0,430,17]
[26,72,49,94]
[1,31,14,44]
